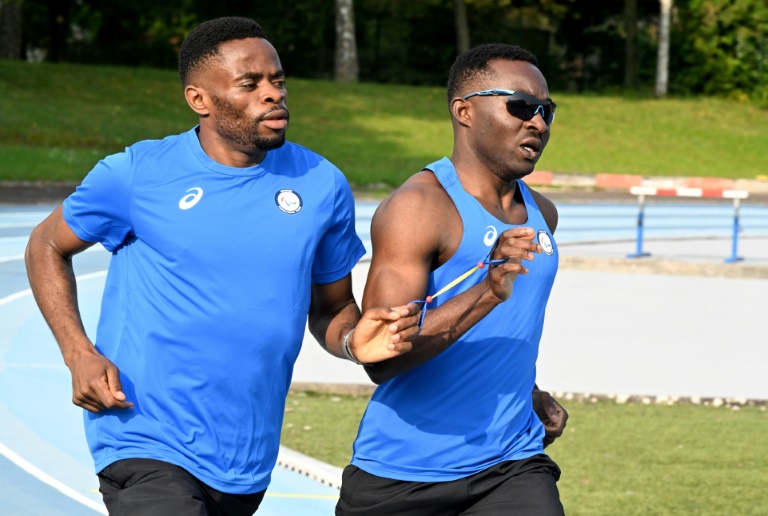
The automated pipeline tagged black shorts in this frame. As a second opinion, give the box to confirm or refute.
[336,454,564,516]
[97,458,266,516]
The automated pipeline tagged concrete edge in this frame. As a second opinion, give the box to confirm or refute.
[276,445,344,491]
[559,255,768,279]
[289,383,768,407]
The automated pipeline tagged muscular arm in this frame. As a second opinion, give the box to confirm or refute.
[25,206,132,413]
[362,175,544,384]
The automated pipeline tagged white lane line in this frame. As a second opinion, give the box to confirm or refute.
[0,246,106,264]
[0,254,25,264]
[0,223,39,229]
[0,270,107,307]
[0,212,51,218]
[0,363,68,369]
[0,270,108,514]
[0,441,106,514]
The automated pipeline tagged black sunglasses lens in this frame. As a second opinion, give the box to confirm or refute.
[505,100,534,121]
[506,99,554,125]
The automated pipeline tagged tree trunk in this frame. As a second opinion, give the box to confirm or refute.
[334,0,359,83]
[624,0,638,91]
[655,0,672,97]
[453,0,470,56]
[0,0,23,60]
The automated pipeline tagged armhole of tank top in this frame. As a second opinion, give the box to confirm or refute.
[422,167,477,275]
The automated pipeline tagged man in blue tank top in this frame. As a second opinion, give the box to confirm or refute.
[337,44,569,515]
[25,17,420,515]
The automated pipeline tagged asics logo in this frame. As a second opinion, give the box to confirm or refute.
[483,225,497,246]
[179,187,203,210]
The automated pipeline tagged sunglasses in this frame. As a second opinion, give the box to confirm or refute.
[462,89,556,126]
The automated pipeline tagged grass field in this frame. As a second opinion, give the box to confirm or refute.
[282,390,768,515]
[2,60,768,184]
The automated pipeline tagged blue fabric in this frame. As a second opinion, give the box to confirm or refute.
[351,157,559,482]
[63,127,365,494]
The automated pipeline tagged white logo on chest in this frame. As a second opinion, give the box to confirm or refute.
[179,187,203,210]
[275,189,303,214]
[538,230,554,256]
[483,225,497,247]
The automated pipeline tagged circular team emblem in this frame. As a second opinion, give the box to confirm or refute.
[275,189,302,214]
[538,229,554,256]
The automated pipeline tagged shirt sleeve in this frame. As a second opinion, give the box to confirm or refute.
[62,148,134,252]
[312,167,366,284]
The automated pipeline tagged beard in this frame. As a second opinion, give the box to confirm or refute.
[211,95,289,152]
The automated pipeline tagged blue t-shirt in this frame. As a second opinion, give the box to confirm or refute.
[63,127,365,494]
[351,157,558,482]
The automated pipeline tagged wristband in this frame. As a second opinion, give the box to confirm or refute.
[341,328,362,365]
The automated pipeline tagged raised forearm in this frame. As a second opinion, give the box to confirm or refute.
[364,281,501,383]
[308,298,359,359]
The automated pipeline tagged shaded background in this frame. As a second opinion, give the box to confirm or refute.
[3,0,767,101]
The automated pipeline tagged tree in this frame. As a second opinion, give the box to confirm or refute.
[335,0,359,82]
[453,0,470,56]
[0,0,24,59]
[624,0,638,90]
[655,0,672,97]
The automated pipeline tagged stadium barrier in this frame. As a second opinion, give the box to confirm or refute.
[627,186,749,263]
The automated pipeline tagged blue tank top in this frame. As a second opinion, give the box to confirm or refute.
[351,157,559,482]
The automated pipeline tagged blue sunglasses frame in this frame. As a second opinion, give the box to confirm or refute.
[462,89,556,126]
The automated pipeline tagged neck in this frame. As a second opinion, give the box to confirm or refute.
[196,125,267,168]
[450,147,526,223]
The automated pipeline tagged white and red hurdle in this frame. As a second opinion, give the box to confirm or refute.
[627,186,750,263]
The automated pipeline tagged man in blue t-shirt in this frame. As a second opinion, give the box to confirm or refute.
[337,44,568,515]
[25,17,418,515]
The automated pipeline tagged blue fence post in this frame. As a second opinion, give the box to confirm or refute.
[725,197,744,263]
[627,193,651,258]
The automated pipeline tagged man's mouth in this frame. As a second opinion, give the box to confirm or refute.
[520,138,542,158]
[259,109,289,131]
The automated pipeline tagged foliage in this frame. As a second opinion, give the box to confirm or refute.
[671,0,768,102]
[16,0,768,101]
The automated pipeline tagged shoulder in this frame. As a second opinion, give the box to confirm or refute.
[526,184,559,234]
[129,130,189,156]
[277,141,349,183]
[119,130,190,173]
[279,141,337,169]
[378,170,454,216]
[371,169,458,253]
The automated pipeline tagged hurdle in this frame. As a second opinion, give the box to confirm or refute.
[627,186,750,263]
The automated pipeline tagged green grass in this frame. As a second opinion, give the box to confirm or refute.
[281,391,768,515]
[2,60,768,184]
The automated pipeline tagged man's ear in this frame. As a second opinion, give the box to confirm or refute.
[451,97,471,128]
[184,85,210,116]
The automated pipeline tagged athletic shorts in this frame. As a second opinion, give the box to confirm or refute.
[97,458,266,516]
[336,454,564,516]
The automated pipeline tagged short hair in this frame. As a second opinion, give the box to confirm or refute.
[447,44,539,104]
[178,17,269,86]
